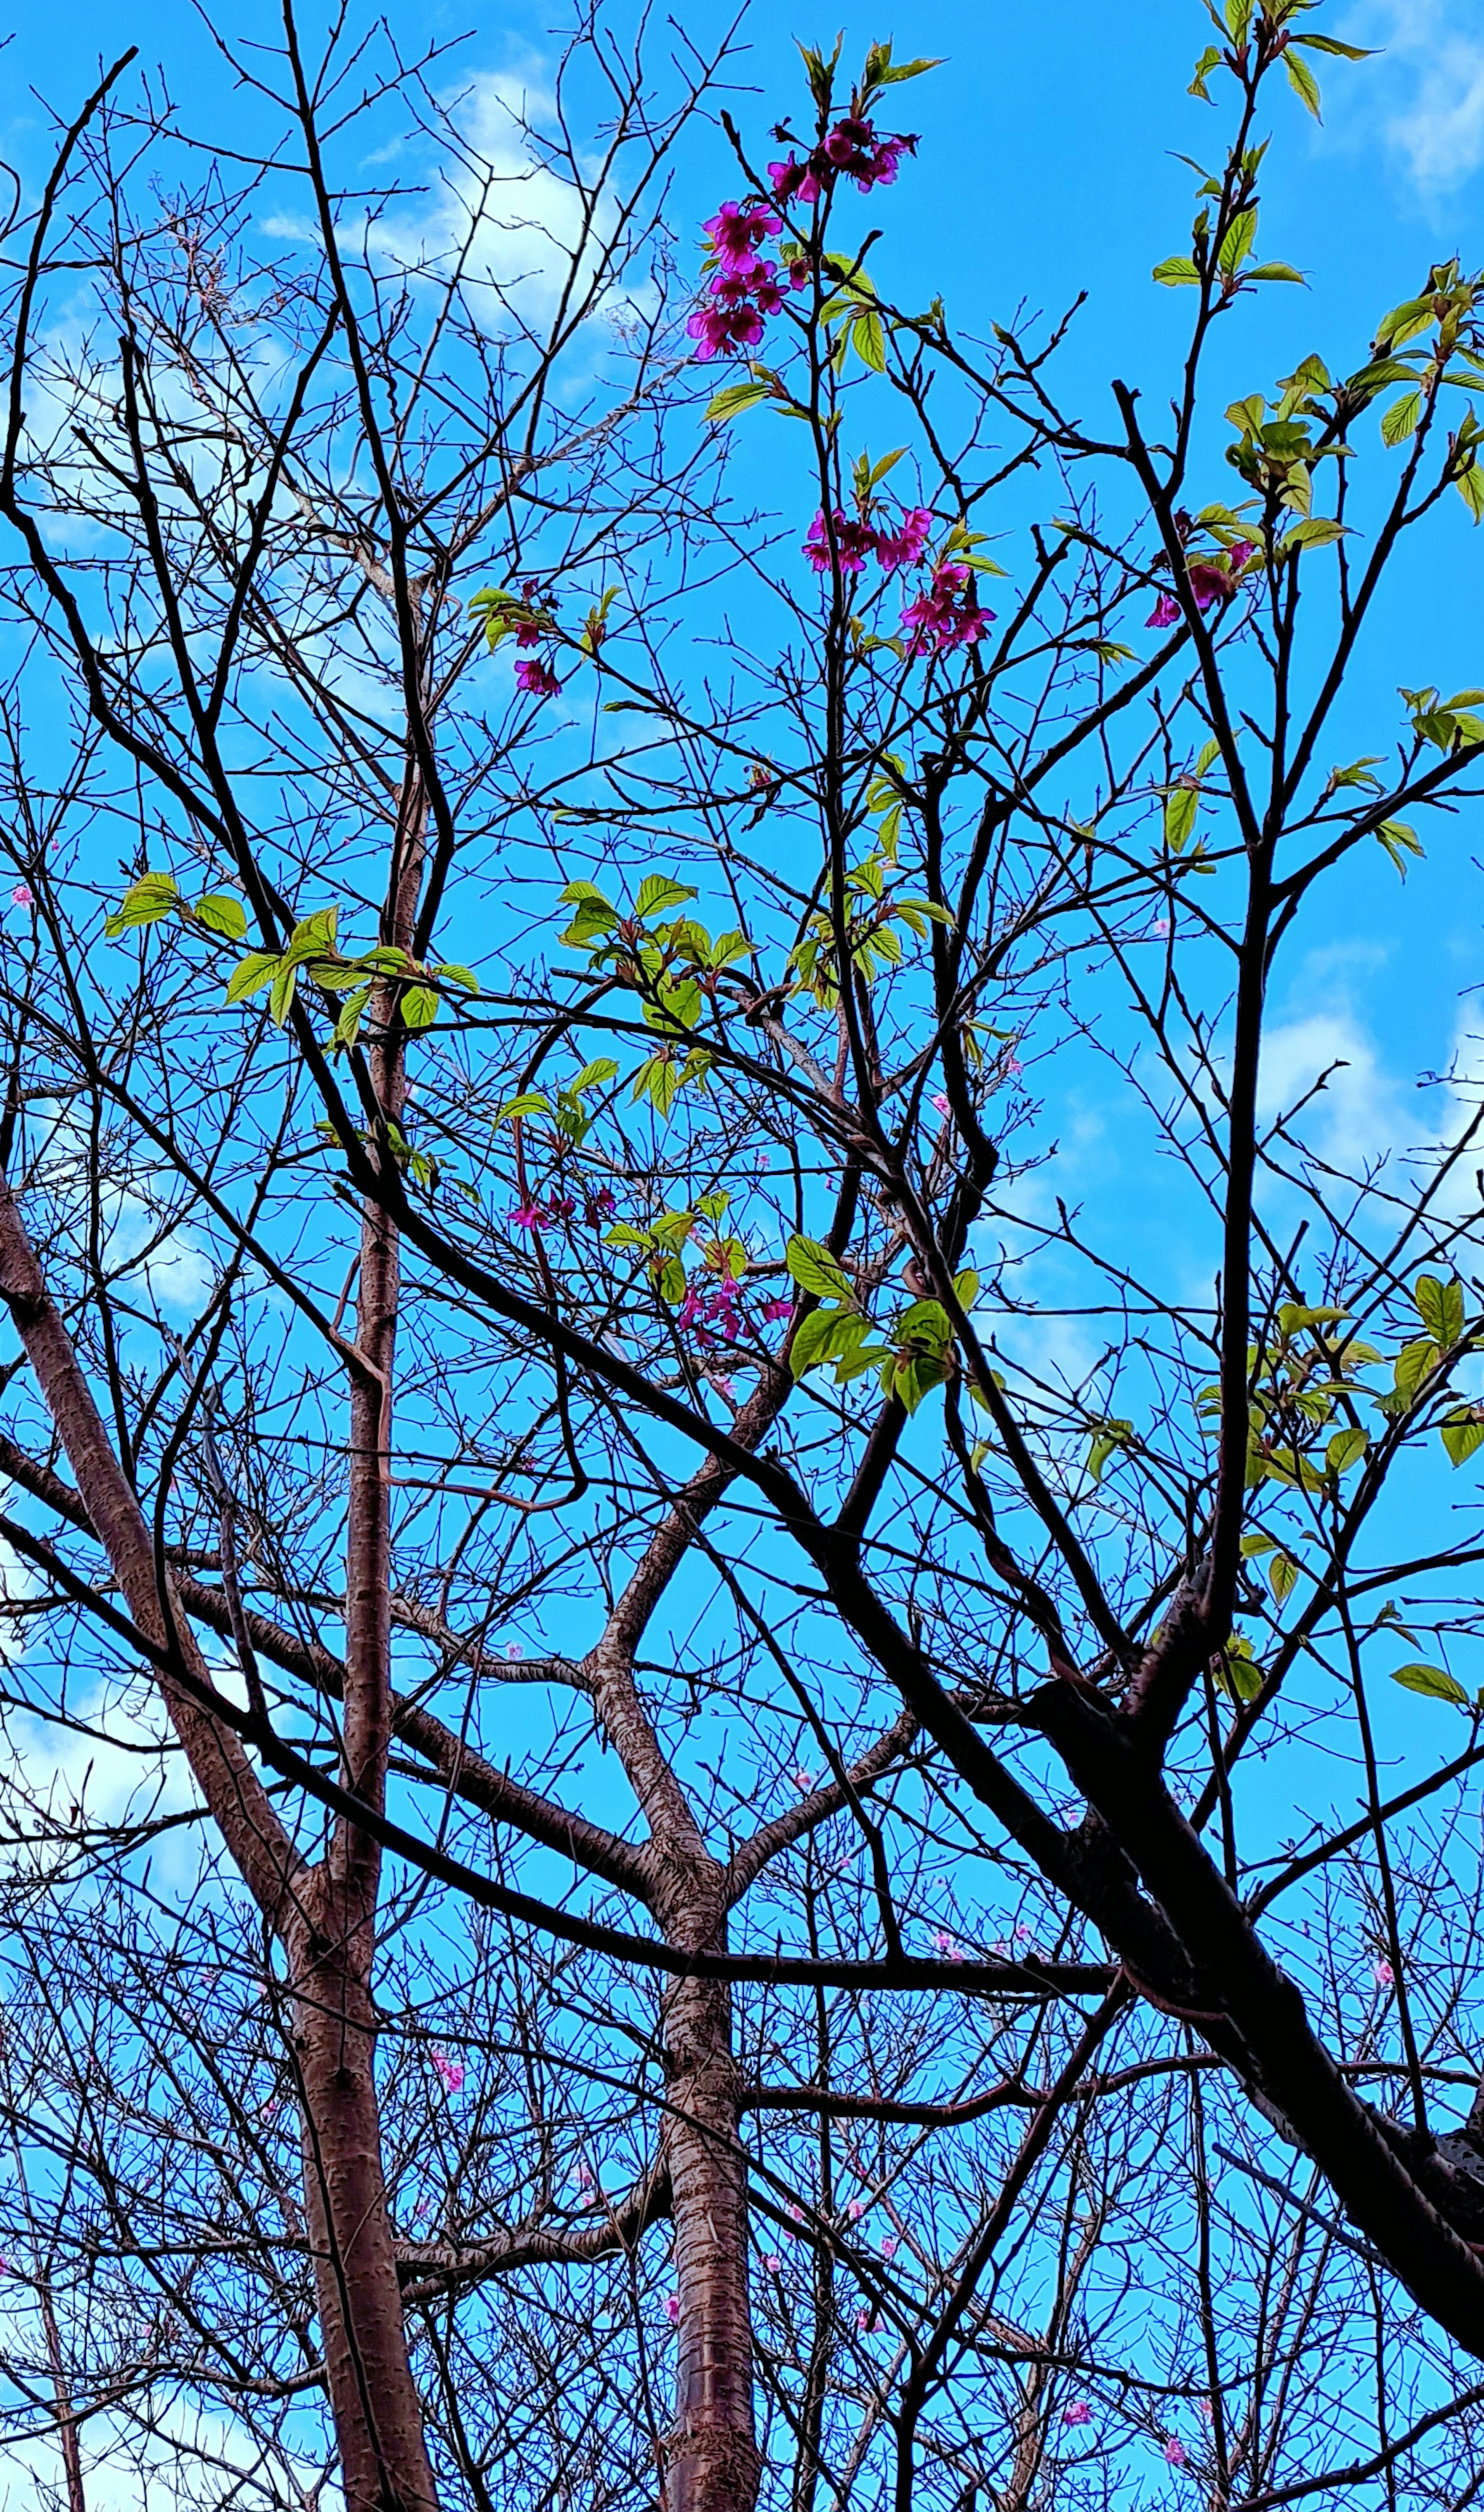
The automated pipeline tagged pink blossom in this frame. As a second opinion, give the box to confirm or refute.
[1148,540,1256,630]
[855,2306,877,2331]
[788,2202,805,2223]
[769,155,822,209]
[900,561,990,658]
[1062,2401,1091,2428]
[687,297,766,360]
[703,199,783,272]
[514,658,561,698]
[585,1186,617,1222]
[10,884,33,909]
[761,1294,793,1322]
[762,2251,781,2273]
[931,1092,951,1115]
[431,2051,464,2093]
[875,506,934,571]
[511,1201,545,1230]
[880,2235,899,2260]
[663,2294,681,2324]
[929,1927,964,1962]
[847,2198,866,2222]
[0,2256,12,2277]
[1164,2439,1187,2468]
[793,1765,816,1793]
[805,510,879,575]
[1373,1957,1395,1987]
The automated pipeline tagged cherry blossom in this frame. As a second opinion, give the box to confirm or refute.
[703,200,783,271]
[875,506,933,571]
[846,2197,866,2222]
[769,116,916,206]
[761,1294,794,1321]
[663,2294,681,2323]
[515,657,562,698]
[792,1764,816,1792]
[1164,2438,1187,2468]
[1373,1956,1396,1987]
[10,884,33,909]
[804,509,879,574]
[900,560,990,656]
[1062,2401,1091,2428]
[431,2051,464,2093]
[1147,540,1256,629]
[930,1091,951,1114]
[762,2251,781,2273]
[880,2234,899,2260]
[928,1926,964,1962]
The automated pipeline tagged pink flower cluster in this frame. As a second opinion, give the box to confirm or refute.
[900,560,989,656]
[689,197,808,361]
[511,1191,575,1232]
[677,1275,794,1349]
[770,115,916,206]
[431,2051,464,2093]
[805,504,933,576]
[1147,541,1256,629]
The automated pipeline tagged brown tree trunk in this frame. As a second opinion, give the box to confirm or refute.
[0,1167,441,2511]
[658,1890,761,2512]
[290,1873,438,2512]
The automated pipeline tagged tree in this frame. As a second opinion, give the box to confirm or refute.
[2,3,1484,2508]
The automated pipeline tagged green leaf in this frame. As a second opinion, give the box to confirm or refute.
[104,871,179,938]
[1285,49,1322,117]
[1153,256,1201,287]
[333,982,372,1048]
[1292,33,1375,59]
[1246,262,1305,284]
[497,1090,551,1124]
[224,951,279,1005]
[874,52,942,82]
[1414,1273,1465,1348]
[704,379,771,427]
[1380,389,1422,447]
[1164,784,1199,853]
[400,984,440,1031]
[790,1306,839,1379]
[432,962,480,992]
[1217,1636,1264,1703]
[1457,460,1484,524]
[785,1233,853,1302]
[1217,208,1258,276]
[1269,1552,1298,1604]
[1188,43,1223,99]
[268,960,299,1026]
[571,1057,619,1093]
[1389,1661,1469,1706]
[635,874,698,920]
[851,310,887,372]
[194,891,247,941]
[1441,1409,1484,1468]
[1279,516,1347,552]
[1326,1425,1369,1475]
[1377,820,1423,877]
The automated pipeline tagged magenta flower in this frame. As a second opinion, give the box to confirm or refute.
[1373,1957,1395,1987]
[511,1201,545,1230]
[769,155,822,208]
[703,199,783,271]
[792,1764,815,1793]
[1062,2401,1091,2428]
[855,2306,878,2331]
[880,2235,899,2260]
[514,658,561,698]
[431,2051,464,2093]
[804,509,879,574]
[900,561,990,657]
[1148,592,1182,630]
[663,2293,681,2323]
[846,2198,866,2222]
[10,884,33,909]
[585,1186,617,1222]
[1148,539,1256,629]
[761,1294,793,1322]
[762,2251,781,2273]
[930,1092,951,1114]
[929,1927,964,1962]
[874,506,934,571]
[1164,2439,1187,2468]
[788,2202,805,2223]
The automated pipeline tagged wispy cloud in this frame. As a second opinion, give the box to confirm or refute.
[1343,1,1484,196]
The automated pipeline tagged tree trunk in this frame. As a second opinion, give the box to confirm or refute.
[291,1872,439,2512]
[659,1900,761,2512]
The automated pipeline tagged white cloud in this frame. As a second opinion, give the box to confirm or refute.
[1343,2,1484,194]
[1257,1008,1409,1174]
